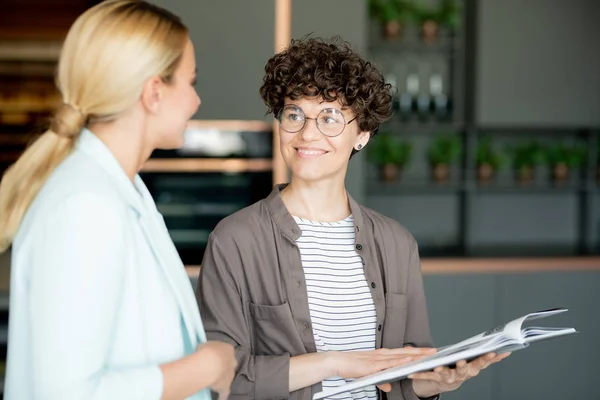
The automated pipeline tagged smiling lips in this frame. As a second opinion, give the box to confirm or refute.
[295,147,328,158]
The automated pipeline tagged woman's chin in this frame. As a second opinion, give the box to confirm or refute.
[290,166,333,183]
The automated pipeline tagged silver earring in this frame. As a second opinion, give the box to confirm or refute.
[357,144,363,150]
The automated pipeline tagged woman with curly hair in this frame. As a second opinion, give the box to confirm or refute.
[196,37,508,400]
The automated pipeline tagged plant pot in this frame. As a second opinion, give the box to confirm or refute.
[515,166,534,185]
[380,163,399,182]
[432,163,450,183]
[384,20,402,40]
[421,20,438,43]
[552,163,570,184]
[477,163,494,184]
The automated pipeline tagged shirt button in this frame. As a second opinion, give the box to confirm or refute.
[378,324,382,331]
[304,322,309,330]
[356,244,363,251]
[297,281,302,288]
[371,282,376,289]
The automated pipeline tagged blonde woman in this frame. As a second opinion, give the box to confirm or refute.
[0,1,236,399]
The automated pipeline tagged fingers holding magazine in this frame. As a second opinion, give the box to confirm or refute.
[409,351,511,397]
[373,347,439,393]
[331,346,438,380]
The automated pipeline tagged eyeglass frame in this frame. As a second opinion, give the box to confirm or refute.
[276,105,357,138]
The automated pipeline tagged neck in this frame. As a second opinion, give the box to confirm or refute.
[88,113,152,182]
[281,177,351,222]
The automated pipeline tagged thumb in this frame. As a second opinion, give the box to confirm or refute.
[377,383,392,392]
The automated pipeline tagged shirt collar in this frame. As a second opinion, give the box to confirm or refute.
[75,127,147,215]
[265,183,365,243]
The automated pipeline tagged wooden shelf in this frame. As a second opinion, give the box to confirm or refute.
[421,257,600,274]
[141,158,273,173]
[185,257,600,278]
[186,120,271,132]
[0,40,62,61]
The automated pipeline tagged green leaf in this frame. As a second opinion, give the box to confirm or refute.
[428,134,462,165]
[476,136,504,170]
[368,132,413,166]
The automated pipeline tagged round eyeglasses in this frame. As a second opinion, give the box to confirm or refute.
[276,105,356,138]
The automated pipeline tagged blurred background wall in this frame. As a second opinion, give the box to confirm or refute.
[0,0,599,398]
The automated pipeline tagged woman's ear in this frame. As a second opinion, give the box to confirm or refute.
[140,76,163,114]
[354,131,371,151]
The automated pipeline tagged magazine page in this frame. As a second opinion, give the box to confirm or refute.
[523,326,577,343]
[434,314,526,356]
[312,308,575,400]
[312,336,522,400]
[518,308,575,344]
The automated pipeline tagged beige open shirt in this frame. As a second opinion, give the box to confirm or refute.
[196,184,435,400]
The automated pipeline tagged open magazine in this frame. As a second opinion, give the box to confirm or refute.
[313,308,577,400]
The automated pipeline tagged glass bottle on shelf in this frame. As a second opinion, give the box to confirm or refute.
[416,60,432,121]
[429,55,451,122]
[398,55,419,122]
[430,74,448,118]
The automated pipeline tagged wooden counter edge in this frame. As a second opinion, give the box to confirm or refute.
[185,257,600,278]
[186,120,271,132]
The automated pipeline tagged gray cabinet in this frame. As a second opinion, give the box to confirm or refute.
[152,0,275,121]
[424,270,600,400]
[476,0,600,126]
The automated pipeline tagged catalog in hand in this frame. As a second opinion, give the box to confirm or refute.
[313,308,577,400]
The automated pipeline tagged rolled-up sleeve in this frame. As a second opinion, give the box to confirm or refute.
[26,192,164,400]
[197,233,290,400]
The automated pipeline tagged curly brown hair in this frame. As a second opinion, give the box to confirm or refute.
[259,36,394,144]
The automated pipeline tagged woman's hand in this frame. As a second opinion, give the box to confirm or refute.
[328,347,437,381]
[160,340,237,400]
[409,352,511,398]
[196,341,238,400]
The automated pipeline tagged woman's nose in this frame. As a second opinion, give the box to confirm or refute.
[299,118,322,141]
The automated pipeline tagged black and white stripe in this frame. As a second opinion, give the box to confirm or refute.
[294,215,378,400]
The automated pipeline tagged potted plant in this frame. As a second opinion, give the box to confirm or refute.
[437,0,461,33]
[428,134,461,183]
[368,133,412,182]
[413,3,439,43]
[544,142,586,184]
[369,0,415,40]
[506,141,544,185]
[476,136,504,183]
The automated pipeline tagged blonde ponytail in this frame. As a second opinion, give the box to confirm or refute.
[0,104,86,253]
[0,0,187,253]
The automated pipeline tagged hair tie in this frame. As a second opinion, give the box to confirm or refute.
[51,103,87,139]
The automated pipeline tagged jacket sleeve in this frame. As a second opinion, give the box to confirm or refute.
[197,233,290,400]
[396,237,438,400]
[26,192,163,400]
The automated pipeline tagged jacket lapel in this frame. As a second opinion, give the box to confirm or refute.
[76,129,206,347]
[134,178,206,345]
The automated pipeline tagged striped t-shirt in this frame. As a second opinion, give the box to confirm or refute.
[293,215,378,400]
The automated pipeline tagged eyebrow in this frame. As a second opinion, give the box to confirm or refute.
[317,98,349,111]
[287,104,347,114]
